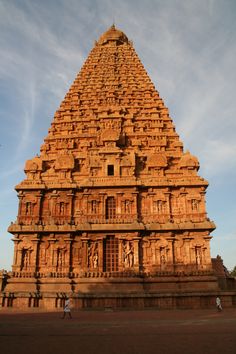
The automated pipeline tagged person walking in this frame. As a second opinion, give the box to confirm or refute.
[62,297,72,319]
[216,296,222,311]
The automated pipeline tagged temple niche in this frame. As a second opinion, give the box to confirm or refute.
[3,25,220,310]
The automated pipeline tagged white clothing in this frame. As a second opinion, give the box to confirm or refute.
[64,299,71,312]
[216,297,222,310]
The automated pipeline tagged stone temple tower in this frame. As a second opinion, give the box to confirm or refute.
[4,25,219,309]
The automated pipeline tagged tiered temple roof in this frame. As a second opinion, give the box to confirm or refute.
[19,25,204,191]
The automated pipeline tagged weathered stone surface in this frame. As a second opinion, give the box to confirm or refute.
[2,25,219,309]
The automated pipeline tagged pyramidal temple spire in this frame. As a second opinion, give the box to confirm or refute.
[5,26,218,311]
[33,24,185,173]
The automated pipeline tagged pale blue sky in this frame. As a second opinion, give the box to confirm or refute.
[0,0,236,270]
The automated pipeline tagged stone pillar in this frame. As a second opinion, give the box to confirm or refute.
[48,237,56,270]
[12,238,20,271]
[169,192,174,220]
[116,192,123,215]
[15,244,23,270]
[203,235,212,266]
[83,194,89,218]
[49,192,58,219]
[167,237,174,265]
[97,238,104,272]
[183,236,191,264]
[64,234,72,272]
[35,192,42,224]
[133,237,140,272]
[31,234,40,272]
[132,192,138,220]
[81,234,88,271]
[17,192,24,220]
[99,193,106,219]
[67,191,74,224]
[165,192,171,220]
[118,238,124,271]
[148,192,155,214]
[150,239,156,266]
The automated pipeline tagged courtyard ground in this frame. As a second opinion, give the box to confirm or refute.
[0,307,235,354]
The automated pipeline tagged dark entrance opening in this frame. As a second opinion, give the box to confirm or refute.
[107,164,114,176]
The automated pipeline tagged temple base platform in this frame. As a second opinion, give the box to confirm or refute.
[1,271,236,310]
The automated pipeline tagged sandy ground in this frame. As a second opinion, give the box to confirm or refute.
[0,308,235,354]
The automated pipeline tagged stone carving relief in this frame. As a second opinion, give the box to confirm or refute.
[56,248,66,270]
[49,195,71,224]
[55,152,74,170]
[100,128,120,142]
[90,199,100,214]
[89,156,102,176]
[17,240,34,271]
[88,241,99,269]
[20,248,32,270]
[141,237,170,270]
[171,193,186,217]
[187,195,202,212]
[74,195,84,221]
[156,238,169,267]
[146,153,167,176]
[77,157,89,174]
[191,240,207,267]
[160,246,168,265]
[24,156,43,180]
[147,153,167,167]
[121,197,134,214]
[195,246,202,265]
[120,153,135,176]
[123,241,134,268]
[53,239,67,271]
[153,198,166,214]
[18,195,39,225]
[22,197,37,215]
[179,151,199,173]
[173,235,210,269]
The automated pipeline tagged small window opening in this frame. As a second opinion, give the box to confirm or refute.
[107,165,114,176]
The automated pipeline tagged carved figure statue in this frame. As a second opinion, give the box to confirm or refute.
[21,249,30,270]
[56,248,66,270]
[195,247,202,265]
[191,199,199,211]
[58,250,63,268]
[93,253,98,269]
[124,200,131,214]
[88,242,98,269]
[160,247,167,265]
[25,202,32,215]
[160,254,166,264]
[124,241,134,268]
[59,202,65,215]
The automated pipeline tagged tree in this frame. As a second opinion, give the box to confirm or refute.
[230,266,236,277]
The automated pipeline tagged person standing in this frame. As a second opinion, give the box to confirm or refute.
[62,297,72,318]
[216,296,222,311]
